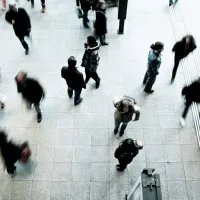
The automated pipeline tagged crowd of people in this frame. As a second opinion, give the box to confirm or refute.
[0,0,199,180]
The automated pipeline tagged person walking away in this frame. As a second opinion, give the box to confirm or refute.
[27,0,46,13]
[76,0,92,28]
[61,56,86,106]
[0,131,31,176]
[81,36,101,88]
[143,42,164,94]
[15,71,45,123]
[5,2,31,55]
[114,138,143,171]
[169,0,178,7]
[171,35,196,83]
[93,0,108,46]
[180,78,200,127]
[113,96,140,136]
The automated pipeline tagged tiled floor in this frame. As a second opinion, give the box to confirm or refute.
[0,0,199,199]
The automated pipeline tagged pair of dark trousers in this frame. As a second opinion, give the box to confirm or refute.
[171,55,181,81]
[143,69,156,91]
[25,101,41,116]
[114,118,128,132]
[30,0,46,7]
[68,87,82,104]
[85,68,100,83]
[83,10,89,26]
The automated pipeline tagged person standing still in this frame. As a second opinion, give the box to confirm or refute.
[81,36,101,88]
[5,2,31,55]
[61,56,86,106]
[114,139,143,171]
[143,42,164,94]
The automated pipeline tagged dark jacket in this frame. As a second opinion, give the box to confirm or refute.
[61,66,86,90]
[114,139,139,164]
[172,38,197,59]
[94,10,107,35]
[81,42,100,72]
[15,77,45,104]
[76,0,91,11]
[182,79,200,103]
[5,8,31,39]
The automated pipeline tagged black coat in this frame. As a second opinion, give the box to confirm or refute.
[15,77,45,104]
[172,39,196,60]
[94,11,107,35]
[182,79,200,103]
[5,8,31,39]
[61,66,86,90]
[77,0,91,11]
[81,42,100,72]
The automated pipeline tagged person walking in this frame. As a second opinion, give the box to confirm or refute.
[15,71,45,123]
[0,130,31,176]
[113,96,140,136]
[28,0,46,13]
[143,42,164,94]
[180,78,200,127]
[93,0,108,46]
[76,0,92,28]
[171,35,197,83]
[5,2,31,55]
[114,138,143,171]
[61,56,86,106]
[81,36,101,88]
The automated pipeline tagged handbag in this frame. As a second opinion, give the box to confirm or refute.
[76,7,83,19]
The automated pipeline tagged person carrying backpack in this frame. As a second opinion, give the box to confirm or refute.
[113,95,141,136]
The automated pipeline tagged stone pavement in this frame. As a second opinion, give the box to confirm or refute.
[0,0,199,199]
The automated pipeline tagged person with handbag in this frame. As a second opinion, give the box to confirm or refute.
[143,42,164,94]
[0,130,31,176]
[81,36,101,88]
[114,139,143,171]
[113,96,140,136]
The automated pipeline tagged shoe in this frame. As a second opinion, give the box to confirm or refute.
[101,42,108,46]
[114,128,118,135]
[96,79,101,89]
[41,7,46,13]
[144,89,154,94]
[180,117,185,127]
[119,130,124,137]
[25,49,29,55]
[37,113,42,123]
[74,98,83,106]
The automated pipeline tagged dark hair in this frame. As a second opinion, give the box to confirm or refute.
[87,36,97,47]
[150,41,164,50]
[68,56,77,67]
[182,35,196,45]
[121,138,136,153]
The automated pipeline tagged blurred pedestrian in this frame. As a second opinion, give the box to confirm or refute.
[15,71,45,123]
[0,130,31,176]
[180,78,200,127]
[113,96,140,136]
[169,0,178,7]
[81,36,101,88]
[61,56,86,106]
[2,0,6,10]
[143,42,164,94]
[5,2,31,55]
[114,138,143,171]
[76,0,92,28]
[171,35,197,83]
[93,0,108,46]
[28,0,46,13]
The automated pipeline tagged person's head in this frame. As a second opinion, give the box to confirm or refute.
[150,41,164,54]
[87,36,97,47]
[9,1,18,12]
[68,56,77,68]
[16,71,27,83]
[118,99,130,114]
[0,131,8,147]
[184,35,195,44]
[121,139,144,152]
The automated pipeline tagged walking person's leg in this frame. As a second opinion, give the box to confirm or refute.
[33,103,42,123]
[91,71,101,88]
[83,10,89,28]
[114,117,121,134]
[30,0,34,8]
[100,35,108,46]
[85,68,91,84]
[180,98,192,127]
[144,71,156,93]
[119,122,128,136]
[171,55,180,83]
[68,87,73,98]
[143,70,148,84]
[74,89,83,106]
[18,37,29,55]
[41,0,46,13]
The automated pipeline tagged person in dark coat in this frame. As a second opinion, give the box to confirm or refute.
[76,0,92,28]
[171,35,196,83]
[5,2,31,55]
[81,36,101,88]
[143,42,164,94]
[0,131,29,176]
[61,56,86,106]
[180,78,200,127]
[93,0,108,46]
[114,139,143,171]
[15,71,45,123]
[28,0,46,13]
